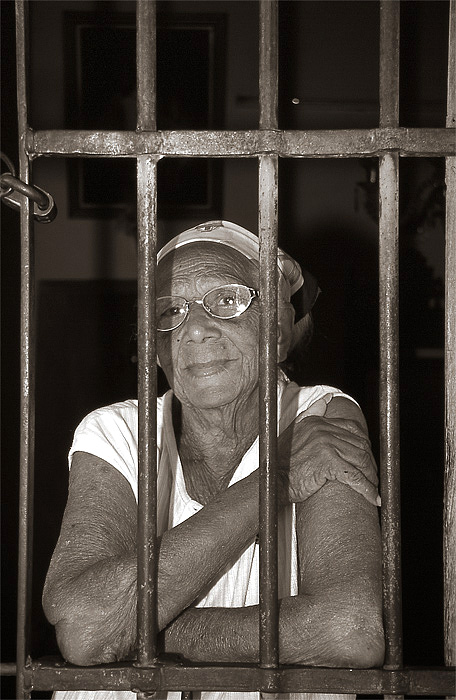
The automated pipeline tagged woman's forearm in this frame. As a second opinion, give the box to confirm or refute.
[48,469,260,665]
[156,470,259,629]
[162,593,384,668]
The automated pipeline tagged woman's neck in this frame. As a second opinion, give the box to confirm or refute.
[172,391,259,503]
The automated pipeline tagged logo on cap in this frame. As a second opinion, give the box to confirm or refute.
[195,221,224,232]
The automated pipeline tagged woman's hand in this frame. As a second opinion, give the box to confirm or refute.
[277,406,380,507]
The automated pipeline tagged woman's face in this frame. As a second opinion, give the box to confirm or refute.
[156,243,260,411]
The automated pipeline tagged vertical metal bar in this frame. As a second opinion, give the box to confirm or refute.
[379,2,403,692]
[258,155,279,671]
[379,0,400,127]
[136,154,158,668]
[137,0,157,131]
[259,0,278,130]
[379,152,403,674]
[258,0,279,675]
[15,1,34,698]
[444,0,456,691]
[136,0,158,674]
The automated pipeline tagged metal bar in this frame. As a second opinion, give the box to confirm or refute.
[378,152,403,673]
[27,127,456,158]
[444,0,456,689]
[137,0,156,131]
[0,663,17,676]
[379,3,403,692]
[258,0,279,674]
[258,155,279,671]
[136,154,159,666]
[379,0,400,127]
[259,0,278,129]
[20,660,456,695]
[136,0,158,675]
[15,1,34,698]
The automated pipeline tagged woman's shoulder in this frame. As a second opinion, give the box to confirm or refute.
[280,376,357,408]
[279,377,359,428]
[82,398,138,421]
[76,392,170,433]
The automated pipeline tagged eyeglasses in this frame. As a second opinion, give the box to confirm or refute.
[156,284,259,332]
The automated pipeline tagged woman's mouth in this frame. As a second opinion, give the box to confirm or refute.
[185,359,234,377]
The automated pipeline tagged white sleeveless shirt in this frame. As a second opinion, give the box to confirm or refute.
[54,377,356,700]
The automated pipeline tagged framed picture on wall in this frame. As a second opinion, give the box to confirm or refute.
[64,12,226,219]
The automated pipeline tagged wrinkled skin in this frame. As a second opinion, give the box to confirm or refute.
[156,243,262,414]
[42,240,384,676]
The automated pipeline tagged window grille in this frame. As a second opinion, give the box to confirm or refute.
[1,0,455,697]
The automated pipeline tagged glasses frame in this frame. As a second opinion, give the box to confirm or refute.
[156,283,260,332]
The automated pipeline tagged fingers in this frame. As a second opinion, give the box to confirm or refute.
[289,434,380,505]
[291,416,378,484]
[294,414,373,453]
[331,462,381,507]
[280,412,381,507]
[331,441,378,487]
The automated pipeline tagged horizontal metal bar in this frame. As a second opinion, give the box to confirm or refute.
[0,663,17,676]
[27,128,456,158]
[19,660,456,695]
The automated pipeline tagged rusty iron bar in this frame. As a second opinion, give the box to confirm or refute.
[259,0,278,130]
[17,660,456,695]
[0,663,17,676]
[135,0,159,671]
[136,155,159,666]
[444,154,456,689]
[379,0,400,127]
[258,0,279,674]
[444,0,456,686]
[27,127,456,158]
[137,0,156,131]
[378,152,403,673]
[15,1,34,699]
[378,1,403,691]
[258,155,280,671]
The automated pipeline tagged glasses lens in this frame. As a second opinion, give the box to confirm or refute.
[203,285,253,318]
[156,296,187,330]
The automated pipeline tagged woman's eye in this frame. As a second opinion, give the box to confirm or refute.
[168,306,182,316]
[219,295,236,306]
[161,305,183,318]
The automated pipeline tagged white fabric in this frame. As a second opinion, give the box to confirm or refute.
[55,378,357,700]
[156,220,304,299]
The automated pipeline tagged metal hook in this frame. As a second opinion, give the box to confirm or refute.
[1,173,50,210]
[0,157,58,223]
[0,151,16,198]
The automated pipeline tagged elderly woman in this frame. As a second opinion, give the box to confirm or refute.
[43,221,384,700]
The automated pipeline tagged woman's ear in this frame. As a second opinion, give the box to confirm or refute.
[277,304,295,363]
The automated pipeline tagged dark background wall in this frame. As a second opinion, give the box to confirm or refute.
[1,1,449,697]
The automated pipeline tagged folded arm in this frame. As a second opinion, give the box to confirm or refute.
[43,396,383,668]
[43,451,260,665]
[162,397,384,667]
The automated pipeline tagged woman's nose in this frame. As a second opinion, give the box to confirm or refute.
[183,302,221,342]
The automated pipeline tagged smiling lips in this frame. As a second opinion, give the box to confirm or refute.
[185,358,236,376]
